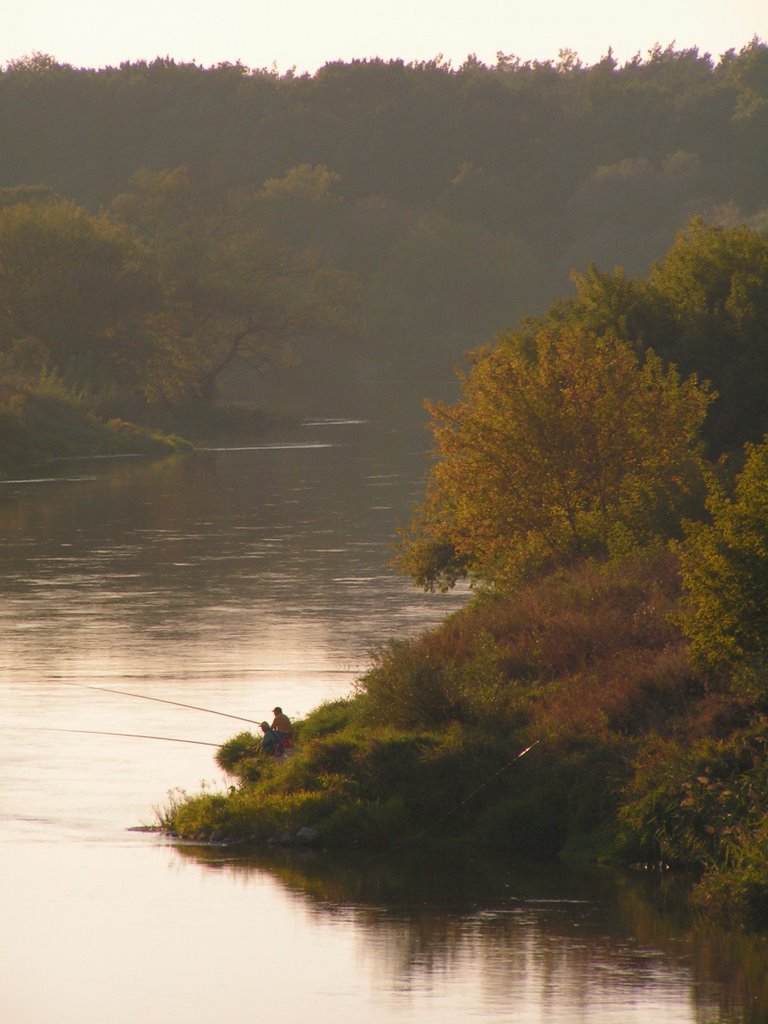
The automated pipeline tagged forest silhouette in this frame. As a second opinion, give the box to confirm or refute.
[1,41,766,417]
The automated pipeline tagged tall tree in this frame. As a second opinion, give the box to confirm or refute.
[648,218,768,452]
[544,219,768,455]
[109,167,357,403]
[399,327,712,589]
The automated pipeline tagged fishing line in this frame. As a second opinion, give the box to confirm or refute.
[42,727,221,747]
[58,681,263,726]
[408,740,540,844]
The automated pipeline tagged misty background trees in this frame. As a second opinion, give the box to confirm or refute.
[1,41,767,407]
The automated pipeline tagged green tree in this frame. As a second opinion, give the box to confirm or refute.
[109,167,358,403]
[648,218,768,452]
[545,220,768,456]
[400,327,712,589]
[0,197,164,397]
[679,437,768,680]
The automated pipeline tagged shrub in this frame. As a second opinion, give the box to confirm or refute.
[298,698,357,740]
[322,796,411,848]
[476,787,568,854]
[168,791,230,839]
[355,639,460,728]
[215,731,262,778]
[694,841,768,927]
[357,550,684,741]
[617,719,768,870]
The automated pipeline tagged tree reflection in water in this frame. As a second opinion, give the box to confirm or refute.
[175,845,767,1023]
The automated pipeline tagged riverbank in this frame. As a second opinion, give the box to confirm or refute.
[160,547,768,928]
[0,380,301,476]
[0,381,192,474]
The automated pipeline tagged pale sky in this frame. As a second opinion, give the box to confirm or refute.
[3,0,765,73]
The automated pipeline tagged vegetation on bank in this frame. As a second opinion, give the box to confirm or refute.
[160,555,766,928]
[0,181,348,470]
[161,544,768,925]
[161,220,768,929]
[0,375,192,475]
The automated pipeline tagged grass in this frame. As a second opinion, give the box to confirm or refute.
[0,376,191,475]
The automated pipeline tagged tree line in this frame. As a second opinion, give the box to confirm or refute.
[0,40,766,391]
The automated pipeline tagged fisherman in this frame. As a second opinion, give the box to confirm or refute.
[259,721,282,756]
[271,706,293,749]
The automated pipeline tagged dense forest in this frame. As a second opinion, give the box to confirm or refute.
[1,40,768,452]
[4,41,768,925]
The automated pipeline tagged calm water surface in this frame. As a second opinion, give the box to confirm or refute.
[1,409,765,1024]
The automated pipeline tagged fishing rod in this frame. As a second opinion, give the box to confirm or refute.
[409,740,541,844]
[42,727,221,747]
[59,681,263,726]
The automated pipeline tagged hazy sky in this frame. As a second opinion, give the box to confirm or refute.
[3,0,765,73]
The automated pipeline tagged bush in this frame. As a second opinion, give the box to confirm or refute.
[297,698,357,740]
[166,783,358,843]
[357,551,685,741]
[355,639,461,728]
[694,851,768,927]
[322,796,412,848]
[215,731,262,779]
[617,718,768,870]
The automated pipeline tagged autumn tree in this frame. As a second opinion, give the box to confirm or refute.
[399,327,712,590]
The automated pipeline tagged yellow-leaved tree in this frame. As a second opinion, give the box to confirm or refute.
[399,327,713,590]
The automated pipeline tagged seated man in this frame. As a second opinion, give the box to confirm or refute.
[259,721,283,756]
[271,706,293,749]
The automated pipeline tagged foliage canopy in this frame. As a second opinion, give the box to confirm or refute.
[0,197,163,396]
[1,42,768,382]
[679,438,768,680]
[399,327,711,589]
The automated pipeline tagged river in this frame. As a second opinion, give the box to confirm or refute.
[1,401,766,1024]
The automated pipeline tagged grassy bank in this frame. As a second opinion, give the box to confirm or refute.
[0,375,306,476]
[160,548,768,926]
[0,378,192,474]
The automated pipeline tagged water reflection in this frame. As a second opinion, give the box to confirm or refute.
[171,846,768,1023]
[0,417,465,696]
